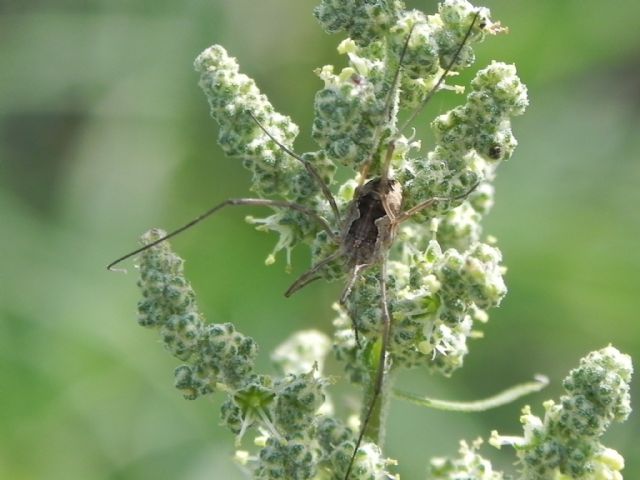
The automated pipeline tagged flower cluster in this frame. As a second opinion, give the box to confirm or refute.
[334,238,506,382]
[194,45,302,199]
[136,232,397,478]
[195,46,336,265]
[123,0,633,478]
[137,229,258,396]
[311,0,506,171]
[399,60,529,217]
[314,0,403,46]
[490,345,633,480]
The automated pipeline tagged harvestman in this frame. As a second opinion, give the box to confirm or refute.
[108,12,481,479]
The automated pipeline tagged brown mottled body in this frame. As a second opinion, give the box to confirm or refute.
[283,177,404,299]
[343,178,403,268]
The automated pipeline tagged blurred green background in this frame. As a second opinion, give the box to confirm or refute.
[1,1,638,478]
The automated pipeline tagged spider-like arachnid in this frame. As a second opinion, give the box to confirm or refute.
[109,3,527,477]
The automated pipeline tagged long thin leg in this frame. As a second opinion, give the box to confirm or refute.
[107,198,337,271]
[344,259,392,480]
[359,12,480,186]
[383,24,416,123]
[399,11,480,133]
[284,250,342,297]
[339,264,368,305]
[379,141,396,195]
[339,264,370,347]
[248,112,341,223]
[357,26,416,187]
[396,182,480,224]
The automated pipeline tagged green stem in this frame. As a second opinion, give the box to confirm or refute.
[363,368,396,447]
[393,375,548,412]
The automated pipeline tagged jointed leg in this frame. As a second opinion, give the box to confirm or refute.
[344,258,393,480]
[339,264,368,306]
[107,198,337,271]
[339,264,370,347]
[357,25,415,186]
[383,24,416,123]
[399,11,480,133]
[396,181,480,224]
[284,250,342,297]
[247,111,341,223]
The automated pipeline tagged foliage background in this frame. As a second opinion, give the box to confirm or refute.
[1,1,638,478]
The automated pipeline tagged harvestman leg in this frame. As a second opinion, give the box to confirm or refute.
[284,250,343,297]
[248,111,341,223]
[344,257,393,480]
[355,25,416,190]
[396,182,480,224]
[339,263,373,347]
[109,107,343,272]
[107,198,337,271]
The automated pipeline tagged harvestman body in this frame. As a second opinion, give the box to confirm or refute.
[108,12,481,480]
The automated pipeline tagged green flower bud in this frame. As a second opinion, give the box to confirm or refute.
[316,416,353,454]
[312,51,387,168]
[255,434,321,480]
[274,371,326,434]
[391,10,440,80]
[314,0,403,46]
[563,345,633,425]
[174,364,214,400]
[197,322,258,389]
[330,440,391,480]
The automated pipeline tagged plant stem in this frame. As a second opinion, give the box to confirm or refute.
[363,366,396,448]
[394,375,548,411]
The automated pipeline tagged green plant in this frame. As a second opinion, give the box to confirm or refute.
[115,1,633,478]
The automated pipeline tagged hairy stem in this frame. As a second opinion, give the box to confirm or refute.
[394,375,548,411]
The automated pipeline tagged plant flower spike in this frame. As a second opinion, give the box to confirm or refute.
[110,1,633,479]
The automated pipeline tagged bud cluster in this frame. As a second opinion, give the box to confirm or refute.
[137,233,397,478]
[137,229,258,397]
[490,346,633,480]
[194,45,302,199]
[312,0,506,171]
[195,46,336,265]
[399,61,529,218]
[334,238,506,381]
